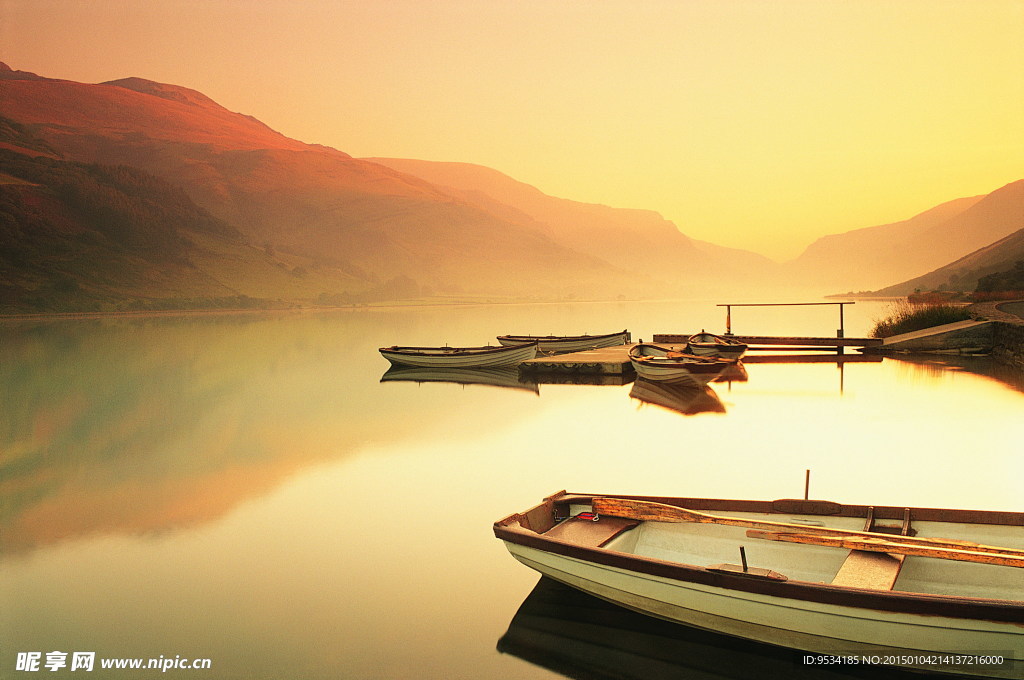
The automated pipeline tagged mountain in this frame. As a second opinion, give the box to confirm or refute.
[0,119,380,313]
[364,158,777,292]
[788,180,1024,292]
[0,63,642,306]
[874,227,1024,296]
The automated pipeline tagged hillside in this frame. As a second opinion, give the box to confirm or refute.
[365,158,777,289]
[788,180,1023,292]
[787,195,984,290]
[874,227,1024,296]
[0,133,372,312]
[0,64,649,304]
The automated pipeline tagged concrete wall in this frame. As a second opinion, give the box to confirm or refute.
[992,321,1024,370]
[874,320,994,353]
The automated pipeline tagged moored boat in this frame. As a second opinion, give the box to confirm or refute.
[628,342,733,382]
[494,491,1024,678]
[378,342,537,368]
[686,330,748,358]
[497,330,631,354]
[498,577,907,680]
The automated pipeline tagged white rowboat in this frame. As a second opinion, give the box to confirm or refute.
[378,342,536,368]
[495,491,1024,678]
[629,343,734,382]
[686,330,748,359]
[497,330,630,354]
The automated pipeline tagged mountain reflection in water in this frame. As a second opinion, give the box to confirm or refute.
[499,577,925,680]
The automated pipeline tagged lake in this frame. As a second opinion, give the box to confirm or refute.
[2,299,1022,679]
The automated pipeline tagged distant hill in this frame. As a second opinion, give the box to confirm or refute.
[0,134,369,313]
[3,61,1018,312]
[874,227,1024,296]
[788,181,1023,291]
[364,158,777,291]
[0,63,644,306]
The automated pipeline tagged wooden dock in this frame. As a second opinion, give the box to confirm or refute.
[521,344,636,376]
[521,335,884,377]
[653,334,883,350]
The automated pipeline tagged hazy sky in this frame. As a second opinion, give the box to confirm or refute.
[2,1,1021,260]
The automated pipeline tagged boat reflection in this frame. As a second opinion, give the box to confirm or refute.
[712,361,748,383]
[629,376,725,416]
[499,577,920,680]
[379,365,540,393]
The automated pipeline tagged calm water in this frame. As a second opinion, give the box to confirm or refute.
[1,300,1022,679]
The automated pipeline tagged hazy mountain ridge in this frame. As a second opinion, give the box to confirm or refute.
[1,61,1020,312]
[875,227,1024,296]
[788,182,1023,292]
[0,64,644,304]
[364,157,778,287]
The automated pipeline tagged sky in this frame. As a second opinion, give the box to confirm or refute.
[1,0,1022,260]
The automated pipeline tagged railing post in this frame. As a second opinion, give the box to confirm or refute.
[725,305,732,335]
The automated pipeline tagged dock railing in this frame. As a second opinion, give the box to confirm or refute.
[718,302,854,338]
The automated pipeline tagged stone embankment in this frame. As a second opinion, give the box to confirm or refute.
[970,300,1024,370]
[867,300,1024,371]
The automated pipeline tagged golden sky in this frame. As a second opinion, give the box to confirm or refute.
[2,0,1021,260]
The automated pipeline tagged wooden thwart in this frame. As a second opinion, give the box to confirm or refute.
[544,515,639,548]
[591,497,1024,560]
[830,551,904,590]
[747,530,1024,568]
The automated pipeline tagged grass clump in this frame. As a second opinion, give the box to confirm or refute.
[870,300,972,338]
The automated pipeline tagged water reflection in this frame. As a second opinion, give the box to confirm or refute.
[886,354,1024,394]
[0,312,534,557]
[380,365,540,394]
[629,378,726,416]
[500,577,924,680]
[1,302,1021,680]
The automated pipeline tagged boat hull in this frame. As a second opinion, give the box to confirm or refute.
[497,330,630,354]
[630,359,725,382]
[504,542,1022,678]
[495,493,1024,678]
[686,332,748,359]
[378,343,537,368]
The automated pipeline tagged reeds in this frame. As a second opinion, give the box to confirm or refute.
[869,299,972,338]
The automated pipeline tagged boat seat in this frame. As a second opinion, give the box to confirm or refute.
[544,515,639,548]
[831,507,910,590]
[830,550,904,590]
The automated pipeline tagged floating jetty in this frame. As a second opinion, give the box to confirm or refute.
[653,334,883,351]
[520,344,636,376]
[520,337,883,378]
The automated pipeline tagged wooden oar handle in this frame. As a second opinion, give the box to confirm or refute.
[747,530,1024,568]
[591,497,1024,557]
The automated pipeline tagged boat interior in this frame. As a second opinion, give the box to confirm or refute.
[512,495,1024,602]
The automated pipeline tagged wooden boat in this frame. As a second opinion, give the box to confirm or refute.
[497,330,631,354]
[498,577,912,680]
[685,330,748,358]
[628,343,733,382]
[378,342,536,368]
[494,491,1024,678]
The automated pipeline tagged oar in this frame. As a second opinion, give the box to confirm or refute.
[591,497,1024,558]
[747,530,1024,568]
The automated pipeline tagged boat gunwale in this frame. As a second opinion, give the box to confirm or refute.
[497,330,629,344]
[493,492,1024,623]
[688,331,747,347]
[379,342,537,357]
[629,343,729,364]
